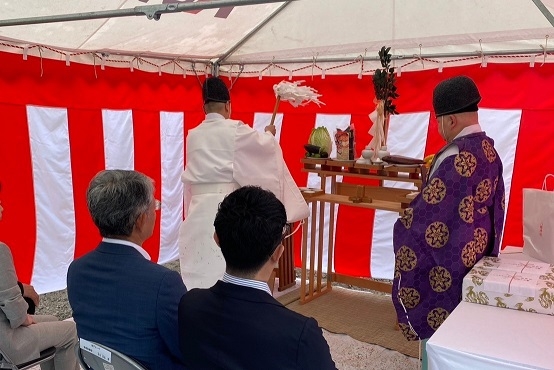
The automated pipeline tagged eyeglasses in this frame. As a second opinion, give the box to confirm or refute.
[282,221,304,240]
[282,224,291,240]
[154,199,161,211]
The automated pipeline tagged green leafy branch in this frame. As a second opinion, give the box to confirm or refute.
[372,46,399,115]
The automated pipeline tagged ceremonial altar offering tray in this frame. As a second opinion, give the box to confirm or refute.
[462,256,554,315]
[298,157,426,303]
[299,187,325,200]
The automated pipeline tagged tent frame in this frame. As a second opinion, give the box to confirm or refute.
[0,0,553,76]
[0,0,288,25]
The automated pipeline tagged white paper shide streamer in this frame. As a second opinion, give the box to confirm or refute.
[273,80,324,107]
[367,100,386,161]
[269,80,324,126]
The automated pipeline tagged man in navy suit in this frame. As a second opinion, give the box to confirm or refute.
[67,170,187,370]
[178,186,336,369]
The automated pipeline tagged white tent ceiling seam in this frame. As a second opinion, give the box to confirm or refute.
[1,0,554,76]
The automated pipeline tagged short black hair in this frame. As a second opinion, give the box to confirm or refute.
[214,186,286,275]
[202,77,230,104]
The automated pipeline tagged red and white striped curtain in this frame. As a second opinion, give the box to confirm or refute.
[1,50,554,293]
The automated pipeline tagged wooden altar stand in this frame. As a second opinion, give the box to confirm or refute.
[276,228,296,291]
[299,158,426,304]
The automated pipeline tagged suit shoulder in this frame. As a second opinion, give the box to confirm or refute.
[145,260,177,274]
[68,249,94,267]
[270,303,317,327]
[179,287,209,301]
[0,242,13,264]
[0,242,10,254]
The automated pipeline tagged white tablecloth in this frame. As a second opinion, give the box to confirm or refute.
[427,247,554,370]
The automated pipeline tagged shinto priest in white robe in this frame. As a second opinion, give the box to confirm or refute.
[179,112,309,289]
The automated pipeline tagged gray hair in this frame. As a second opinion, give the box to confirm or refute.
[87,170,154,237]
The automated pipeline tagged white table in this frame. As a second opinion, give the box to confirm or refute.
[427,247,554,370]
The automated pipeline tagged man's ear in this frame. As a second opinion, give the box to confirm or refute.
[270,244,284,264]
[213,232,220,247]
[134,212,147,233]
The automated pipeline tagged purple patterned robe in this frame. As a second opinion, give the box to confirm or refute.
[392,132,505,341]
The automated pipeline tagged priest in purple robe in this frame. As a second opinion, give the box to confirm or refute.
[392,75,505,341]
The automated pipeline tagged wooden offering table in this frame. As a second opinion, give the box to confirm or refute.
[299,158,426,304]
[276,229,296,292]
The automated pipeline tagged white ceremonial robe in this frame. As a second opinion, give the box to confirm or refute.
[178,113,309,289]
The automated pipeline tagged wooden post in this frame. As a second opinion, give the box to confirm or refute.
[269,95,281,126]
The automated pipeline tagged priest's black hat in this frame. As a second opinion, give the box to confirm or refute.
[202,77,230,104]
[433,75,481,116]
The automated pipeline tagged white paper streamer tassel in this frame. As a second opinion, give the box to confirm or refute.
[481,56,488,68]
[273,80,324,107]
[367,101,385,159]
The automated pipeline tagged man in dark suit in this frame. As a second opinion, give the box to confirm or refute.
[178,186,336,370]
[67,170,187,370]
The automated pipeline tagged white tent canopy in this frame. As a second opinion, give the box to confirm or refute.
[0,0,553,76]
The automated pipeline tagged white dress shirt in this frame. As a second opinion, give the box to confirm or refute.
[103,237,151,260]
[222,272,272,296]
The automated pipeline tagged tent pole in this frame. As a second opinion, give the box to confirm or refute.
[531,0,554,27]
[215,1,293,68]
[0,0,288,27]
[218,47,554,66]
[212,63,220,77]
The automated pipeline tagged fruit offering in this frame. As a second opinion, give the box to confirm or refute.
[305,127,332,158]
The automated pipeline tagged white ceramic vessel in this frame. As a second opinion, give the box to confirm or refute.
[361,149,375,159]
[377,146,390,159]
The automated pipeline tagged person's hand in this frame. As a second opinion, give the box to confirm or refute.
[22,314,35,327]
[264,125,276,136]
[22,283,40,308]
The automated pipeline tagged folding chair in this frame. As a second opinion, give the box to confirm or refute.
[76,339,146,370]
[0,346,56,370]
